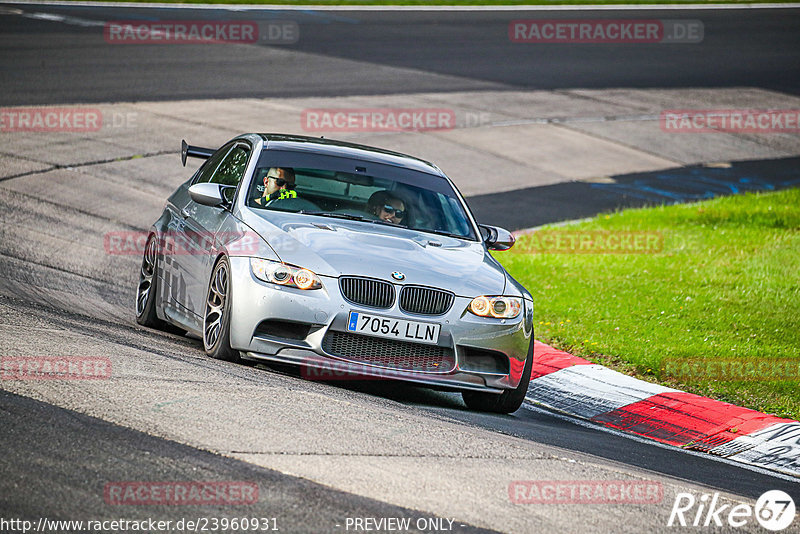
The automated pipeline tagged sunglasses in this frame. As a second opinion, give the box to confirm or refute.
[267,175,295,189]
[381,205,405,218]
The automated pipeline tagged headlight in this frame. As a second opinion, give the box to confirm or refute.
[250,258,322,290]
[468,296,521,319]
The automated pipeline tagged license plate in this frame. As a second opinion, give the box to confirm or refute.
[346,311,440,345]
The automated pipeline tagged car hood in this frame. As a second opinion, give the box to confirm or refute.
[241,210,507,297]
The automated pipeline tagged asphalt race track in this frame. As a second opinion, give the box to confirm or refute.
[1,3,799,533]
[1,5,800,104]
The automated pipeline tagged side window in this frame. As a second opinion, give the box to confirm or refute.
[194,144,234,185]
[211,145,250,202]
[211,145,250,187]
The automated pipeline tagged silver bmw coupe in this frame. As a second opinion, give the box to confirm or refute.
[136,134,534,413]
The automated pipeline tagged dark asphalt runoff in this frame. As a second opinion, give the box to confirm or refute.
[469,156,800,230]
[1,5,799,104]
[0,387,498,533]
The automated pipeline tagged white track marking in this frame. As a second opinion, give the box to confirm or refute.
[710,422,800,477]
[529,363,679,419]
[522,400,800,483]
[23,11,105,26]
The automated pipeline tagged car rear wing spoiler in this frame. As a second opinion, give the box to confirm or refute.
[181,139,214,166]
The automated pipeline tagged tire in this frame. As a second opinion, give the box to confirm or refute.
[462,338,534,414]
[203,256,240,362]
[136,234,168,329]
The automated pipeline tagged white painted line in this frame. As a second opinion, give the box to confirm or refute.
[529,363,679,419]
[521,400,800,483]
[526,359,800,479]
[710,429,771,457]
[6,1,800,11]
[710,422,800,477]
[24,11,105,26]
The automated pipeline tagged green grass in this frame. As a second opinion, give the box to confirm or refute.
[494,188,800,420]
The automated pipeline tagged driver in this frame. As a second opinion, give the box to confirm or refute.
[254,167,297,206]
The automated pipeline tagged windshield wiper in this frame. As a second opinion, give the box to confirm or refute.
[299,211,369,222]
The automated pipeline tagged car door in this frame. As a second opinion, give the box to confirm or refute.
[160,143,234,329]
[179,141,252,321]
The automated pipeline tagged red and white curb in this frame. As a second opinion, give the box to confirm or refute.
[525,341,800,478]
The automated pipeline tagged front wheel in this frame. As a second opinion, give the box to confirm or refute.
[203,256,240,362]
[462,339,533,414]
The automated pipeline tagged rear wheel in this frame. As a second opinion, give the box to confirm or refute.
[203,256,240,362]
[136,235,167,329]
[462,338,533,414]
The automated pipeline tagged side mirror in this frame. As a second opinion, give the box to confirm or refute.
[479,224,515,251]
[188,183,226,207]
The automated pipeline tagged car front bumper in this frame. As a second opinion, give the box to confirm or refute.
[227,257,533,393]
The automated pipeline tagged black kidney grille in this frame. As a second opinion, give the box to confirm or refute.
[322,331,455,373]
[399,285,454,315]
[339,277,395,309]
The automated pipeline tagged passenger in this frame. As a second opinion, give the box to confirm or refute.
[367,190,407,225]
[254,167,297,206]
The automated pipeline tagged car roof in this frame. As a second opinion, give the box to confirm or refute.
[255,133,446,178]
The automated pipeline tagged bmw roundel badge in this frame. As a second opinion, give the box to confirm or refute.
[391,272,405,281]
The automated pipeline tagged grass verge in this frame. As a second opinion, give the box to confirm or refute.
[494,188,800,420]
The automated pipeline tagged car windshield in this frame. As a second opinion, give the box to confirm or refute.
[247,151,477,240]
